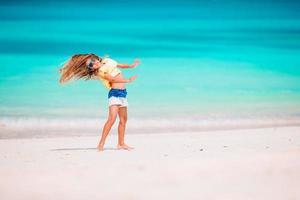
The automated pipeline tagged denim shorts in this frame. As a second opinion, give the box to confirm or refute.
[108,88,128,107]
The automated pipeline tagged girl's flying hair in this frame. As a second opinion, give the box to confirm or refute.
[58,53,108,84]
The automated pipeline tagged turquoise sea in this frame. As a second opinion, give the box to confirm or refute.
[1,0,300,138]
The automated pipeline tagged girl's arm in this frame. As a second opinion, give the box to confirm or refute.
[117,59,140,68]
[103,73,137,83]
[117,63,133,68]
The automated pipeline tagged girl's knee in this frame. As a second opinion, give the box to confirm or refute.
[119,118,127,125]
[107,116,117,125]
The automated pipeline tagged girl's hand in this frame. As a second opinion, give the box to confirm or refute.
[129,75,137,82]
[131,59,140,68]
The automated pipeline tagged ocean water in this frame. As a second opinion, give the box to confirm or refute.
[1,0,300,138]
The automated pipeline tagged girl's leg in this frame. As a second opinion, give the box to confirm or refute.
[97,105,119,151]
[117,106,134,150]
[117,106,127,146]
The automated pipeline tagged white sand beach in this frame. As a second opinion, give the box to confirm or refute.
[0,126,300,200]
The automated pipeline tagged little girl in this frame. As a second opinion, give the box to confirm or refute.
[59,53,140,151]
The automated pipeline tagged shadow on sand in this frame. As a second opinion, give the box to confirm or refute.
[50,147,120,151]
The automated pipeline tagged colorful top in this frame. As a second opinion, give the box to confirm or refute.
[96,58,121,89]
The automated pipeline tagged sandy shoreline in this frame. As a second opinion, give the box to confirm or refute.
[1,126,300,200]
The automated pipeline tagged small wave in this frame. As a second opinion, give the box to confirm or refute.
[1,115,299,139]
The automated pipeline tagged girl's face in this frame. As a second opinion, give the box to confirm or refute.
[86,58,102,70]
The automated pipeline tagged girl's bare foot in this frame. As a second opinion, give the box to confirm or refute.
[97,144,104,151]
[117,143,134,150]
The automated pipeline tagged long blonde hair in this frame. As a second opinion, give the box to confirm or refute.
[58,53,105,84]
